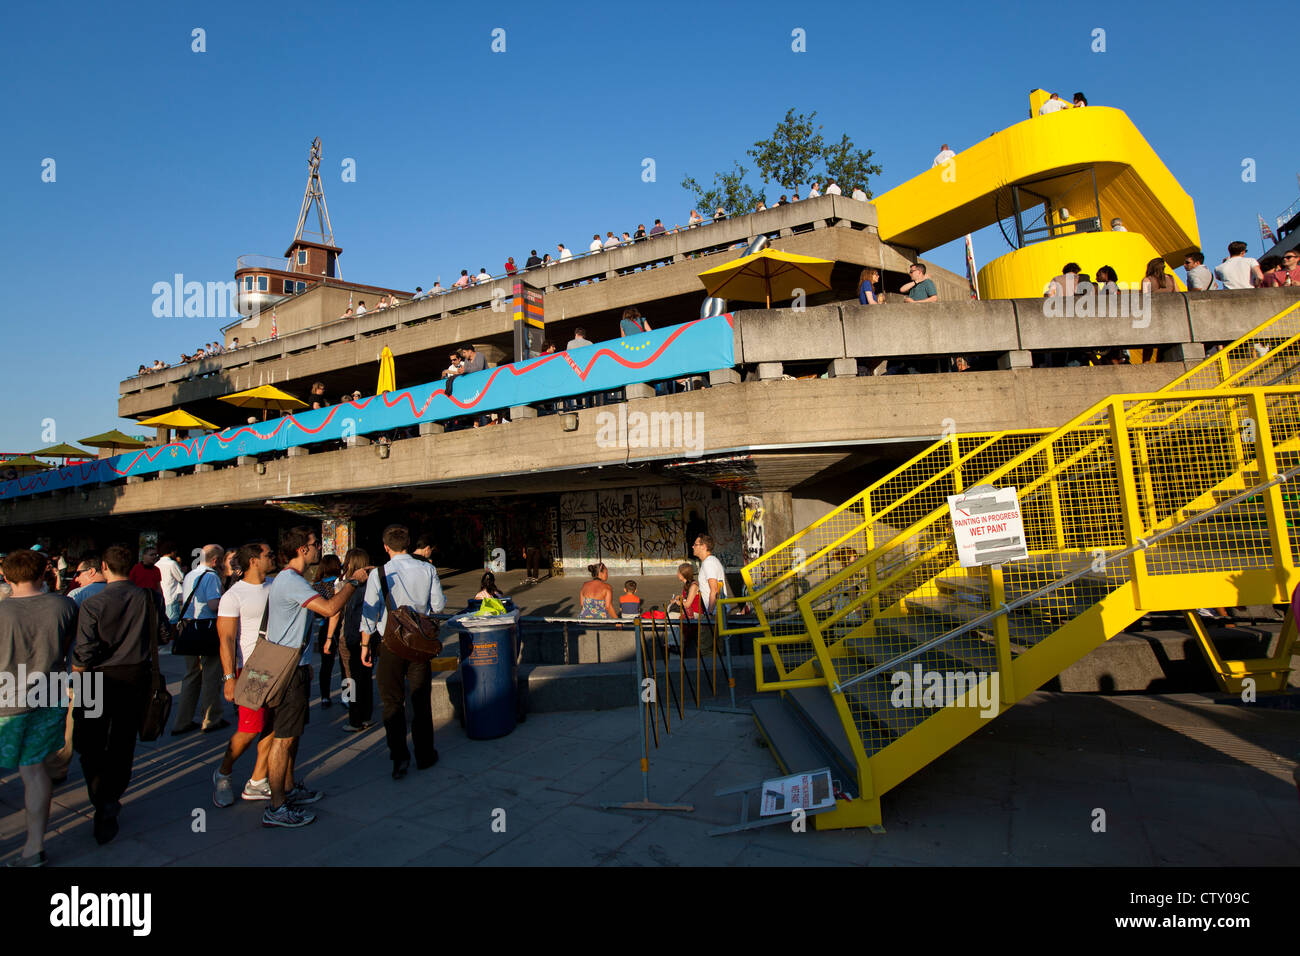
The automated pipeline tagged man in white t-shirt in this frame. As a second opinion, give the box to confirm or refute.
[558,242,572,262]
[155,541,184,624]
[1214,241,1264,290]
[824,181,841,196]
[933,144,956,167]
[1039,92,1070,114]
[589,234,603,254]
[212,541,275,808]
[692,534,728,655]
[851,186,868,202]
[172,545,226,735]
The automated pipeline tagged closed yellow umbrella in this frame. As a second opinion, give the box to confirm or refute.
[219,384,309,421]
[697,248,835,308]
[377,347,396,395]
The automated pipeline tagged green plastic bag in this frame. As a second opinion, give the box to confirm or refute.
[474,597,507,617]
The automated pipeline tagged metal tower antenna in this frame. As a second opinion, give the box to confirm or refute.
[292,137,335,247]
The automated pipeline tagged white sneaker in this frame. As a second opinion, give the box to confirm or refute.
[212,767,235,808]
[241,778,272,801]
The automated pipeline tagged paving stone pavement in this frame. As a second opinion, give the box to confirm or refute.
[2,669,1298,865]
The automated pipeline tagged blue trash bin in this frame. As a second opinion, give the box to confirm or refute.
[446,605,521,739]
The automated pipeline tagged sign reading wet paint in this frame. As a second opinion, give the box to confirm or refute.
[947,484,1028,567]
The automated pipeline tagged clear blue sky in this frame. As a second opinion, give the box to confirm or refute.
[1,0,1294,453]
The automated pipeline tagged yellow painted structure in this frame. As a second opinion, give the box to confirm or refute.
[872,105,1200,301]
[721,299,1300,829]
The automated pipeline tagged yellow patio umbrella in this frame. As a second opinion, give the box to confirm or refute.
[0,455,51,474]
[79,429,148,450]
[138,409,219,444]
[377,347,396,395]
[138,410,219,430]
[218,384,309,421]
[697,248,835,308]
[29,443,91,460]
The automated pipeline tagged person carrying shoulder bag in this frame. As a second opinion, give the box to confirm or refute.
[171,545,226,735]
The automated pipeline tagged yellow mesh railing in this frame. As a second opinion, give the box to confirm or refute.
[728,430,1051,686]
[799,386,1300,765]
[738,297,1300,692]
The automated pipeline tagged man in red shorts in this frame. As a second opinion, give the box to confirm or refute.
[212,541,275,807]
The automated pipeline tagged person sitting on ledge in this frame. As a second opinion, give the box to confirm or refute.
[899,263,937,303]
[578,564,617,619]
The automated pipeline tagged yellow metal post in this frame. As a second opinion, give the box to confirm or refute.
[986,563,1017,704]
[1107,398,1150,607]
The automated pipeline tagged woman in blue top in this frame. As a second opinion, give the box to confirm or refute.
[578,563,617,619]
[857,268,882,305]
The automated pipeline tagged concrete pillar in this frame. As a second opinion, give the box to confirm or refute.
[760,491,795,559]
[757,362,784,381]
[998,350,1033,370]
[127,476,144,485]
[287,446,309,457]
[1161,342,1205,363]
[196,463,215,473]
[159,470,177,479]
[510,405,539,419]
[709,368,741,386]
[419,422,444,436]
[625,383,654,400]
[346,435,371,447]
[828,358,858,378]
[237,456,257,466]
[320,517,354,558]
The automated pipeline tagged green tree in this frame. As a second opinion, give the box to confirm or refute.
[681,161,760,218]
[682,109,883,211]
[823,133,882,198]
[747,108,827,191]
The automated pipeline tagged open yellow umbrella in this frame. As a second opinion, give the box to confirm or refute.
[0,455,51,474]
[138,410,219,430]
[29,443,91,459]
[79,429,148,450]
[218,384,308,421]
[138,409,219,444]
[377,347,396,395]
[697,248,835,308]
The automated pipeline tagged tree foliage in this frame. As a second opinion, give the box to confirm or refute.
[680,162,759,219]
[682,109,882,212]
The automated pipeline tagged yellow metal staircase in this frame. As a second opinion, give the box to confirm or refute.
[722,299,1300,830]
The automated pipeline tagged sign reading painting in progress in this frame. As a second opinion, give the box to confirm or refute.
[947,484,1028,568]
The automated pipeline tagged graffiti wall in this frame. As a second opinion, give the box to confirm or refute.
[559,483,744,574]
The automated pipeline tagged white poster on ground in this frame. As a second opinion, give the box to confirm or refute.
[759,768,836,817]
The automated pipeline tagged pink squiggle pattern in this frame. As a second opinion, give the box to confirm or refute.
[4,314,733,495]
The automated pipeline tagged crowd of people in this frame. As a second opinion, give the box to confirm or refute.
[398,189,870,306]
[1040,242,1299,299]
[0,523,455,861]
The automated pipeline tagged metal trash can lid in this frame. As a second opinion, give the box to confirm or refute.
[443,609,521,632]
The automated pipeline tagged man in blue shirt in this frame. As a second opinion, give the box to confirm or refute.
[360,524,446,779]
[172,545,226,736]
[262,527,368,828]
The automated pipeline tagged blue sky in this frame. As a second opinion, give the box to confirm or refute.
[1,0,1295,453]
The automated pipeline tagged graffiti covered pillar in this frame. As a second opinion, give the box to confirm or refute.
[320,518,354,558]
[757,492,793,562]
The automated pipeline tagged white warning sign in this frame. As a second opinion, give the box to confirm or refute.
[947,484,1028,568]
